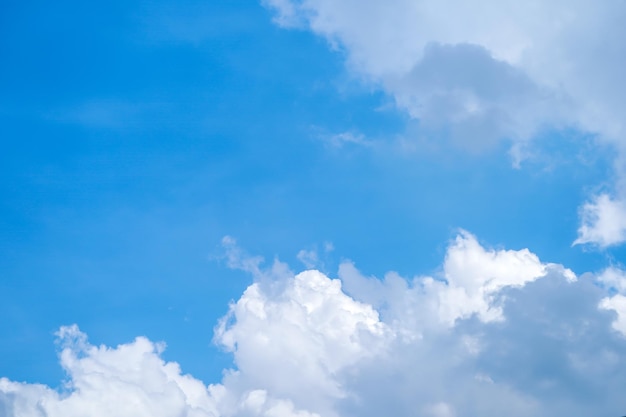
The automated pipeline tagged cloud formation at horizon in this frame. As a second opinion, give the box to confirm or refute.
[3,233,626,417]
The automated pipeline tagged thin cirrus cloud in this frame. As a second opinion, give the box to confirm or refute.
[262,0,626,247]
[2,232,626,417]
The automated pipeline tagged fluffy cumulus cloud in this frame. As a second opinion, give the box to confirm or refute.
[2,233,626,416]
[574,193,626,248]
[339,231,575,331]
[0,325,220,417]
[213,268,388,416]
[262,0,626,245]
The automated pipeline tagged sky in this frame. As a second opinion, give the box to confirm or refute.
[1,1,626,416]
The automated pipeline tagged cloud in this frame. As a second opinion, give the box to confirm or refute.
[296,249,319,269]
[600,295,626,336]
[263,0,626,148]
[0,325,220,417]
[423,402,456,417]
[261,0,302,28]
[597,266,626,293]
[262,0,626,247]
[574,193,626,247]
[597,267,626,335]
[386,43,569,157]
[340,231,575,330]
[319,132,371,149]
[297,242,334,269]
[2,233,626,417]
[214,268,389,417]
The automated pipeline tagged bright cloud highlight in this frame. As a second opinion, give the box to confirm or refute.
[0,325,219,417]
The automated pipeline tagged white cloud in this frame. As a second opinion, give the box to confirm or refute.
[597,266,626,293]
[424,402,456,417]
[261,0,302,27]
[214,269,389,415]
[597,266,626,336]
[599,294,626,336]
[220,236,294,284]
[340,230,575,329]
[233,389,321,417]
[263,0,626,149]
[0,325,220,417]
[297,249,320,269]
[574,193,626,247]
[296,242,334,269]
[437,230,551,324]
[320,132,371,149]
[2,234,626,417]
[262,0,626,247]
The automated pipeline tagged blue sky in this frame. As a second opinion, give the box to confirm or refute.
[2,1,626,416]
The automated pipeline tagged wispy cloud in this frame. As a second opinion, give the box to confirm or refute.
[315,129,374,149]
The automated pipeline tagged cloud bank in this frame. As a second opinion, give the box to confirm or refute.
[262,0,626,246]
[2,233,626,417]
[263,0,626,148]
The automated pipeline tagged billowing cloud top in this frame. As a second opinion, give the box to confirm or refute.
[2,232,626,417]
